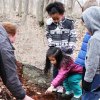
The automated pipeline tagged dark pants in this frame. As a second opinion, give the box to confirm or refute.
[82,74,100,100]
[82,67,86,93]
[82,67,86,83]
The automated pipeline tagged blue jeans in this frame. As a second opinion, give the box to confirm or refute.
[82,91,100,100]
[82,74,100,100]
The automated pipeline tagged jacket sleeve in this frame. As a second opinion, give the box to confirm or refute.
[75,32,91,66]
[51,65,71,87]
[0,47,26,99]
[67,22,77,54]
[45,25,54,46]
[84,38,100,82]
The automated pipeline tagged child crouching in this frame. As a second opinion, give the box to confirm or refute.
[44,47,83,99]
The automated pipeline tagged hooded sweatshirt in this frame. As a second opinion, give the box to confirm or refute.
[46,17,76,54]
[82,6,100,82]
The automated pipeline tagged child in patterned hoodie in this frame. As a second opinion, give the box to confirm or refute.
[45,2,76,55]
[44,47,83,99]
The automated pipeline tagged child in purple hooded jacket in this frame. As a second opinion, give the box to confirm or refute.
[44,47,83,99]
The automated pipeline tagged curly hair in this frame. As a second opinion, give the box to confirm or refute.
[46,2,65,15]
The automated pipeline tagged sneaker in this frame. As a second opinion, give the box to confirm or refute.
[65,91,73,95]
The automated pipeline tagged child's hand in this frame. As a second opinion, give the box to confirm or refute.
[45,85,54,93]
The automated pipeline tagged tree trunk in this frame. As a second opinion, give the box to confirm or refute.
[0,0,3,14]
[48,0,54,4]
[9,0,11,14]
[56,0,65,3]
[18,0,22,17]
[43,0,49,23]
[24,0,29,15]
[30,0,34,16]
[32,0,37,17]
[83,0,98,11]
[23,0,29,23]
[43,0,49,13]
[36,0,44,26]
[65,0,76,17]
[96,0,100,6]
[2,0,6,15]
[12,0,16,11]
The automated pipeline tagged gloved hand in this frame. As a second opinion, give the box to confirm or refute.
[82,80,92,91]
[45,85,54,93]
[23,95,34,100]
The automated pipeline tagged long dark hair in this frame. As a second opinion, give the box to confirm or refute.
[44,47,71,74]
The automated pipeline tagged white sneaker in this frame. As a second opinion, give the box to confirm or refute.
[65,91,73,95]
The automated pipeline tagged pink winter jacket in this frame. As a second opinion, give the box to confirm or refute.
[51,59,83,88]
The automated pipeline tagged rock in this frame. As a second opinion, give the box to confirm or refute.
[23,64,51,88]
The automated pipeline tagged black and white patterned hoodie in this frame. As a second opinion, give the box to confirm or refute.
[46,17,77,54]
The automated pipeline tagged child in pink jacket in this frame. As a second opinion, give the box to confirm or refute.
[44,47,83,99]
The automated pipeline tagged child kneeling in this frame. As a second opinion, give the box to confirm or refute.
[44,47,83,99]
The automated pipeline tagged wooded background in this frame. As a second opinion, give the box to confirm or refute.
[0,0,99,25]
[0,1,100,99]
[0,0,100,69]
